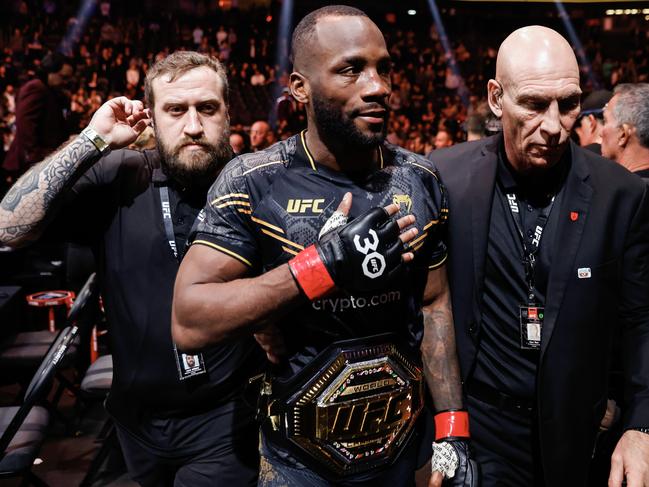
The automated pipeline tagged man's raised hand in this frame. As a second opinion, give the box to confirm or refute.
[88,97,152,149]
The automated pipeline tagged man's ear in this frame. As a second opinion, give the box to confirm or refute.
[290,72,309,105]
[619,123,633,149]
[587,114,599,134]
[487,79,503,118]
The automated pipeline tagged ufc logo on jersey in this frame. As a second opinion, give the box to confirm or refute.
[287,198,325,214]
[353,230,386,279]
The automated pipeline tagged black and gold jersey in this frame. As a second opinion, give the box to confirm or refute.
[191,131,448,378]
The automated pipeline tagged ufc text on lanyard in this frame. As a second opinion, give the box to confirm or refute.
[159,186,207,380]
[505,191,555,351]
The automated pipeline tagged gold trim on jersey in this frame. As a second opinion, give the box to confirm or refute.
[215,200,251,209]
[406,161,437,178]
[428,254,448,270]
[412,240,426,252]
[423,219,440,231]
[211,193,249,205]
[300,129,385,171]
[251,216,285,234]
[242,160,286,176]
[300,130,318,171]
[192,240,252,267]
[408,231,428,249]
[237,209,252,215]
[282,246,299,256]
[260,229,305,250]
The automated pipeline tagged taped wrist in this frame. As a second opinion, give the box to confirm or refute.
[435,409,470,441]
[288,245,335,300]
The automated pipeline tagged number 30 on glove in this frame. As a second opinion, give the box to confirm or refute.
[288,206,408,300]
[432,410,480,486]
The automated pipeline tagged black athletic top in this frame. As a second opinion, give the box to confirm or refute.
[191,132,448,381]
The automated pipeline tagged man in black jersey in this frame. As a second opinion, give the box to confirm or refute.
[173,6,476,487]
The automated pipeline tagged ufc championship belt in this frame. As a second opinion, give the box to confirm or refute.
[261,334,424,480]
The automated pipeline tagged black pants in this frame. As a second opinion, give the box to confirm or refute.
[115,398,259,487]
[467,394,544,487]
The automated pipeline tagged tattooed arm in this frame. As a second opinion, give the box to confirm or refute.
[0,137,102,247]
[420,264,463,410]
[0,96,151,248]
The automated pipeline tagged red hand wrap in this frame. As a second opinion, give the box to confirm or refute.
[434,410,470,441]
[288,245,335,300]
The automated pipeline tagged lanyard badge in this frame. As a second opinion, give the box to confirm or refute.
[173,342,207,380]
[519,304,544,350]
[160,186,207,379]
[505,191,554,351]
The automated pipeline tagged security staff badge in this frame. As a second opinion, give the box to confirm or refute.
[519,305,544,350]
[173,343,207,380]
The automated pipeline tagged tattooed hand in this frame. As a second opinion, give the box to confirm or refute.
[89,97,151,149]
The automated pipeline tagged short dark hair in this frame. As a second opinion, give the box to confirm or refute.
[144,51,228,109]
[290,5,368,67]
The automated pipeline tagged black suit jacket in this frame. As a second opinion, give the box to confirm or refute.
[429,134,649,485]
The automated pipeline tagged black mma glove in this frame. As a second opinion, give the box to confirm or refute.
[433,410,480,487]
[288,206,404,299]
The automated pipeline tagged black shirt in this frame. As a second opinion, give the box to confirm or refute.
[634,168,649,179]
[53,147,263,449]
[192,132,448,381]
[472,146,568,399]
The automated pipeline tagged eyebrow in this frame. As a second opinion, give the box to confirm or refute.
[517,90,581,103]
[161,98,222,108]
[336,54,392,66]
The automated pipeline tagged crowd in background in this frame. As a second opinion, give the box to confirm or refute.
[1,0,649,174]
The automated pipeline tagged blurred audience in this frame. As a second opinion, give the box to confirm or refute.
[601,83,649,178]
[249,120,271,152]
[574,89,612,155]
[0,0,647,175]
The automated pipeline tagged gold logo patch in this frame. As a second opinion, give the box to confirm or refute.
[392,194,412,212]
[287,198,325,214]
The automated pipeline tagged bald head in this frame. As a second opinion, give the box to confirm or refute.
[488,26,581,174]
[496,26,578,89]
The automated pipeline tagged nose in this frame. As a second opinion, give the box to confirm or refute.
[360,68,391,102]
[540,101,562,143]
[184,107,203,138]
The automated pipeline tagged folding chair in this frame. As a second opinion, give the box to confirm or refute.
[0,273,98,486]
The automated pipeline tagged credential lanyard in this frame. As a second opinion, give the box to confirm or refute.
[504,191,555,303]
[159,186,178,260]
[159,185,207,379]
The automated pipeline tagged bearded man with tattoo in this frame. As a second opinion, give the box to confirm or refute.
[0,51,262,487]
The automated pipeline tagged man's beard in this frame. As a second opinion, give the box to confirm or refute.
[157,132,233,189]
[312,93,387,149]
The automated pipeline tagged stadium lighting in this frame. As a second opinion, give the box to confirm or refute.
[407,9,417,15]
[554,0,599,89]
[605,9,614,15]
[424,0,469,108]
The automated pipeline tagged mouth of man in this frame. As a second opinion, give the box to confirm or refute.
[180,143,208,151]
[356,110,387,126]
